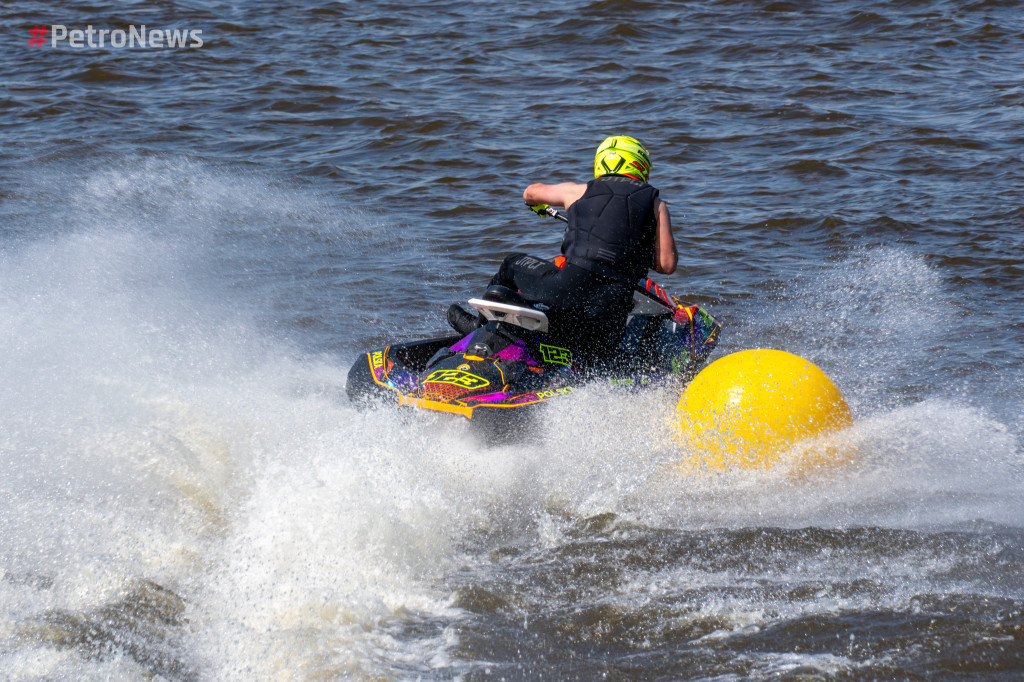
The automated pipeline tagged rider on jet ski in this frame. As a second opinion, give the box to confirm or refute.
[477,135,678,368]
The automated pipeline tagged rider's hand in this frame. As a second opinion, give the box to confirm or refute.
[527,203,550,217]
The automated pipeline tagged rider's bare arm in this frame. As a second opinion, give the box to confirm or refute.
[652,198,677,275]
[523,182,587,210]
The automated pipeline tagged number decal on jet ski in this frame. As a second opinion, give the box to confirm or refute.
[539,344,573,366]
[424,369,490,390]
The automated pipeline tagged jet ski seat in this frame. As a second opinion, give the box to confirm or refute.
[481,285,531,307]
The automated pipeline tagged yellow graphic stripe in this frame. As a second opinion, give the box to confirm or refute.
[397,393,473,418]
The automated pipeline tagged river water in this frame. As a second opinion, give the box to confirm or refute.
[2,0,1023,679]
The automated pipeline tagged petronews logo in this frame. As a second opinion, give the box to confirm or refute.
[40,25,203,48]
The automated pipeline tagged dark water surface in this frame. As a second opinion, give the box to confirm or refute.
[2,0,1023,679]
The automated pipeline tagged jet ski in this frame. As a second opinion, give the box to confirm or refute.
[346,273,721,436]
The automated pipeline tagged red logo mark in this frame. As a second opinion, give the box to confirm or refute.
[28,25,49,47]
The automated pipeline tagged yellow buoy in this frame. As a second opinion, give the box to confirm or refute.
[675,349,854,472]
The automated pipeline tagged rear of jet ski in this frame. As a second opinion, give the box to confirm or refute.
[345,292,580,426]
[345,334,459,408]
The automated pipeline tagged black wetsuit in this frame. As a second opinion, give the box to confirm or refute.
[491,174,660,366]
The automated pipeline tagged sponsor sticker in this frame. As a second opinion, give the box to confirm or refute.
[536,387,574,399]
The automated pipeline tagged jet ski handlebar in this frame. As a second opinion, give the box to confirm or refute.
[527,203,569,223]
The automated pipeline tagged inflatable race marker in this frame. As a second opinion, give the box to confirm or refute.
[674,349,854,473]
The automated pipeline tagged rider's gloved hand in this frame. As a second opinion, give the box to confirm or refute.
[527,203,550,217]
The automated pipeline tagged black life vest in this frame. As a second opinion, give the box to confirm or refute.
[562,175,659,284]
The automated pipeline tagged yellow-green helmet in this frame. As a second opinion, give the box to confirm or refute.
[594,135,652,182]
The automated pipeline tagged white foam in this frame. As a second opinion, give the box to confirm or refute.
[3,160,1021,678]
[0,159,477,677]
